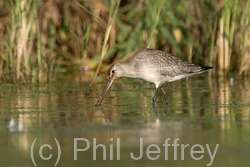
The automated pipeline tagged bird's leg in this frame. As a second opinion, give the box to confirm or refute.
[160,86,168,104]
[151,87,159,117]
[163,103,168,115]
[152,104,159,117]
[152,87,159,105]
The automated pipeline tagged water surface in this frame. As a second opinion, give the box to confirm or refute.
[0,75,249,167]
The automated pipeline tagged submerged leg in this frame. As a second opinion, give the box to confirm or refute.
[152,87,159,116]
[160,86,168,104]
[163,104,168,115]
[152,104,158,117]
[152,86,169,116]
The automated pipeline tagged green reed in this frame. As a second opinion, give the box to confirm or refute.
[3,0,40,82]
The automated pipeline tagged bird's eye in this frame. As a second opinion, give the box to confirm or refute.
[111,70,115,73]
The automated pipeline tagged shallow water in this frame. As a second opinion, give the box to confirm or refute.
[0,75,250,167]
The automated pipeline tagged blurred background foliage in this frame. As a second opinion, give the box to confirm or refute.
[0,0,250,83]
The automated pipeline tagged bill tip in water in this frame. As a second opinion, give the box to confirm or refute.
[95,101,101,106]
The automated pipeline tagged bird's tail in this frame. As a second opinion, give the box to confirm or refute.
[202,66,213,71]
[189,66,212,74]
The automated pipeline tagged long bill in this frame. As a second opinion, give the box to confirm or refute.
[95,78,114,106]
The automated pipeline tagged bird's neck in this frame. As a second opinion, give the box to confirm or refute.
[119,62,138,78]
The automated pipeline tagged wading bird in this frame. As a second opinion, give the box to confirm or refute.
[96,48,212,107]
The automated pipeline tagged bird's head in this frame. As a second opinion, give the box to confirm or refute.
[95,63,124,106]
[109,63,124,79]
